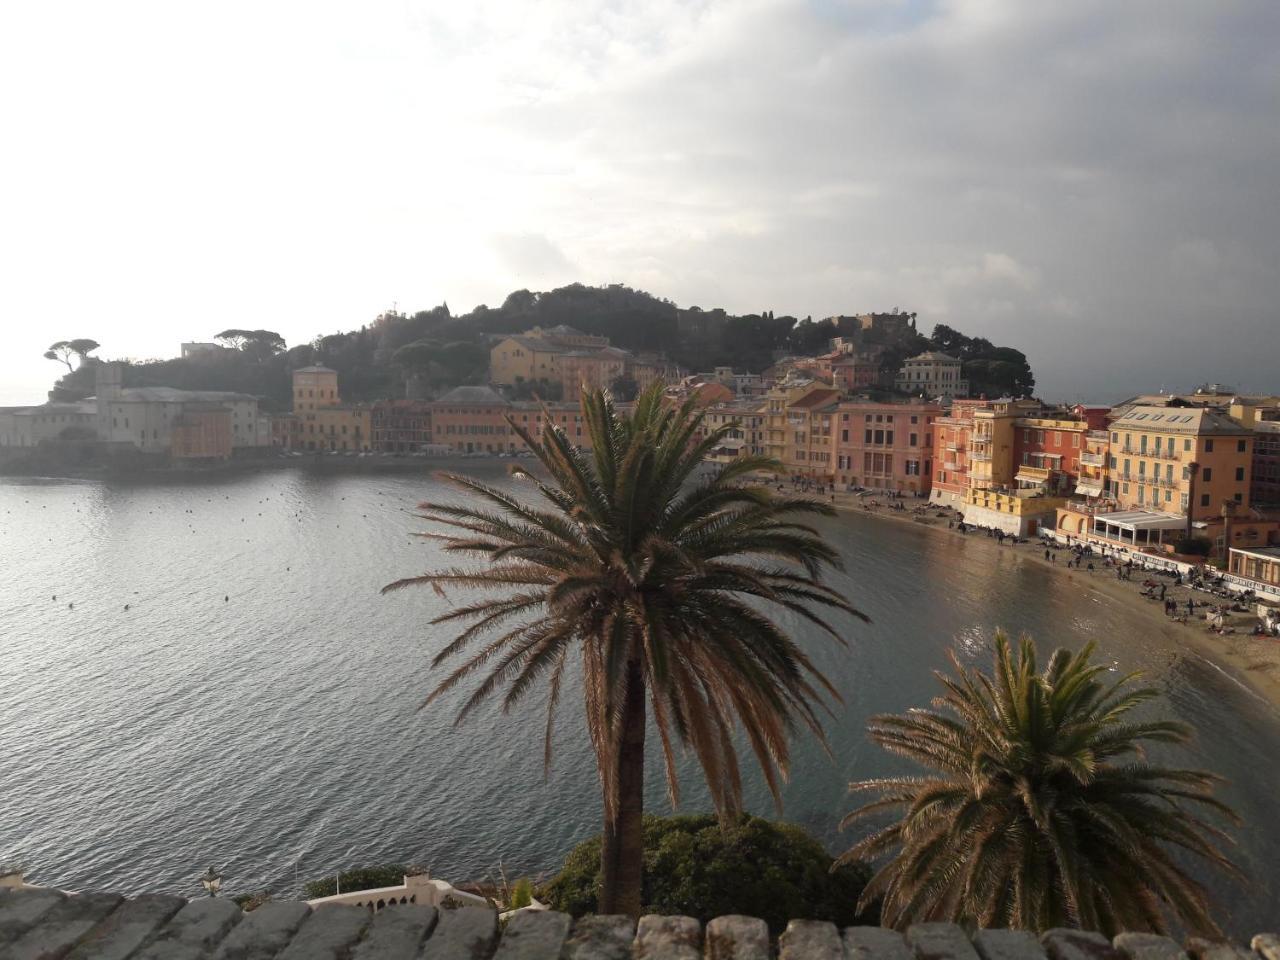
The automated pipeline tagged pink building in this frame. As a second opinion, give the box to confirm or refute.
[833,400,943,494]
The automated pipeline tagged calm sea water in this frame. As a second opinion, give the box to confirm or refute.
[1,467,1277,933]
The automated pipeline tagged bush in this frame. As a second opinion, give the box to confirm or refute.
[304,864,407,900]
[508,877,534,910]
[542,814,874,935]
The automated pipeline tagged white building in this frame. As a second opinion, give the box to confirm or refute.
[0,401,97,448]
[895,351,968,399]
[94,363,267,451]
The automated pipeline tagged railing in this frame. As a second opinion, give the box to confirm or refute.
[1080,452,1105,466]
[969,451,992,461]
[1088,430,1110,441]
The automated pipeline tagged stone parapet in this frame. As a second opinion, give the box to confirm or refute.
[0,888,1276,960]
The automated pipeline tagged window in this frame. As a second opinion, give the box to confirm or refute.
[1238,440,1247,453]
[886,431,894,444]
[1205,440,1214,452]
[1233,492,1243,503]
[909,433,917,446]
[1236,467,1245,481]
[1184,439,1191,451]
[910,416,918,424]
[1200,493,1210,507]
[841,430,849,442]
[865,430,872,443]
[1202,468,1212,482]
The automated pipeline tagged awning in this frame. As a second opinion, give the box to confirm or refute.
[1074,481,1104,497]
[1015,471,1048,485]
[1092,510,1186,532]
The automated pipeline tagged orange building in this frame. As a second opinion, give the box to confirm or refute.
[170,405,232,459]
[430,385,589,453]
[284,365,372,451]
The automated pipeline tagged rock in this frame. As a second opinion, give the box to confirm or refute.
[490,910,572,960]
[1112,933,1187,960]
[1185,940,1254,960]
[1042,930,1122,960]
[1,891,123,960]
[635,915,702,960]
[65,895,186,960]
[1251,935,1280,960]
[562,915,636,960]
[845,926,914,960]
[0,888,66,942]
[974,928,1047,960]
[420,906,498,960]
[212,900,311,960]
[779,920,842,960]
[706,915,770,960]
[908,924,982,960]
[351,904,437,959]
[131,897,245,960]
[276,904,371,960]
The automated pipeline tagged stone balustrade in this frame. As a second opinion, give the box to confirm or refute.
[1,887,1278,960]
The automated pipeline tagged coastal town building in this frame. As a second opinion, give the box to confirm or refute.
[94,362,267,457]
[833,400,940,493]
[371,399,434,453]
[763,378,840,478]
[429,385,590,454]
[0,401,97,448]
[1228,545,1280,598]
[488,325,671,397]
[277,366,372,452]
[929,399,993,505]
[894,351,968,399]
[702,398,768,462]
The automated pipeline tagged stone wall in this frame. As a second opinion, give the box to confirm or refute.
[1,887,1277,960]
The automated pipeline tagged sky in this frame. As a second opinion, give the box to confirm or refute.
[1,0,1277,405]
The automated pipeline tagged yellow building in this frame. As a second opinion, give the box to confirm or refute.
[489,335,569,387]
[763,379,841,478]
[287,365,371,452]
[968,408,1018,490]
[1107,405,1253,521]
[962,488,1066,537]
[703,399,768,462]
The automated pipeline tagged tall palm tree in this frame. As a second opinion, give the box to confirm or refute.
[384,384,864,915]
[838,631,1240,936]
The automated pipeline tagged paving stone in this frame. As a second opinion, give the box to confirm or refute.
[132,897,245,960]
[1,891,123,960]
[420,906,498,960]
[1251,935,1280,960]
[907,924,981,960]
[635,916,702,960]
[847,927,914,960]
[64,895,186,960]
[489,910,571,960]
[779,920,842,960]
[276,904,371,960]
[706,916,769,960]
[1185,940,1254,960]
[1042,930,1121,960]
[974,929,1047,960]
[0,889,66,942]
[561,914,634,960]
[351,904,437,960]
[211,900,311,960]
[1112,933,1187,960]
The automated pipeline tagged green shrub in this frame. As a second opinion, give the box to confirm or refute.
[509,877,534,910]
[304,864,407,900]
[542,814,874,935]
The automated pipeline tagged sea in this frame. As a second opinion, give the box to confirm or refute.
[1,465,1277,933]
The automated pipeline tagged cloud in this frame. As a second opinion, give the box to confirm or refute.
[0,0,1277,402]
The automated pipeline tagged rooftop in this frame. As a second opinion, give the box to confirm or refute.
[1109,405,1253,436]
[904,351,960,363]
[293,365,338,374]
[2,887,1275,960]
[114,387,258,404]
[435,385,510,405]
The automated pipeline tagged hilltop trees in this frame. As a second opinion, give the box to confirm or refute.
[43,339,99,373]
[383,385,864,915]
[839,632,1238,936]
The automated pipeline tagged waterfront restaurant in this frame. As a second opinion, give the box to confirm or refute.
[1087,509,1188,547]
[1229,545,1280,594]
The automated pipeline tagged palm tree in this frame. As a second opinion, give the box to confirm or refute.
[384,384,864,915]
[838,631,1239,936]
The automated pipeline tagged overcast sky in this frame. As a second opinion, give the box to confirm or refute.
[2,0,1277,405]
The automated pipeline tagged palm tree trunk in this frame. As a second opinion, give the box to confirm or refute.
[598,659,646,916]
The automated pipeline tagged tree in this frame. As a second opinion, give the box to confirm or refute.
[608,375,639,402]
[43,339,99,372]
[838,632,1239,936]
[383,384,865,915]
[544,814,874,935]
[214,329,253,350]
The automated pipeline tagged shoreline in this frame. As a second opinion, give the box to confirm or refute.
[833,491,1280,712]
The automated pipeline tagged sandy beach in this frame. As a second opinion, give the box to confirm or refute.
[828,490,1280,710]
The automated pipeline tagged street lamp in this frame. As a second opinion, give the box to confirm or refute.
[200,867,222,898]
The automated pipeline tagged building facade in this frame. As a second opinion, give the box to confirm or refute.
[371,399,433,453]
[895,351,968,399]
[833,400,940,493]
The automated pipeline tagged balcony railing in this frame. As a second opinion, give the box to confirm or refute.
[1080,452,1106,466]
[970,451,992,462]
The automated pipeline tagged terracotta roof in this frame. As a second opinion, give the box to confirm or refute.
[790,389,842,409]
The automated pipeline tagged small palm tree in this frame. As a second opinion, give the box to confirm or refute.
[385,384,864,915]
[838,631,1239,936]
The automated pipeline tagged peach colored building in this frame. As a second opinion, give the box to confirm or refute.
[170,405,232,459]
[833,400,941,493]
[430,385,589,453]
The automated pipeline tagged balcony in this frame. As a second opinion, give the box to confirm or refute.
[1080,452,1106,466]
[1151,448,1181,461]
